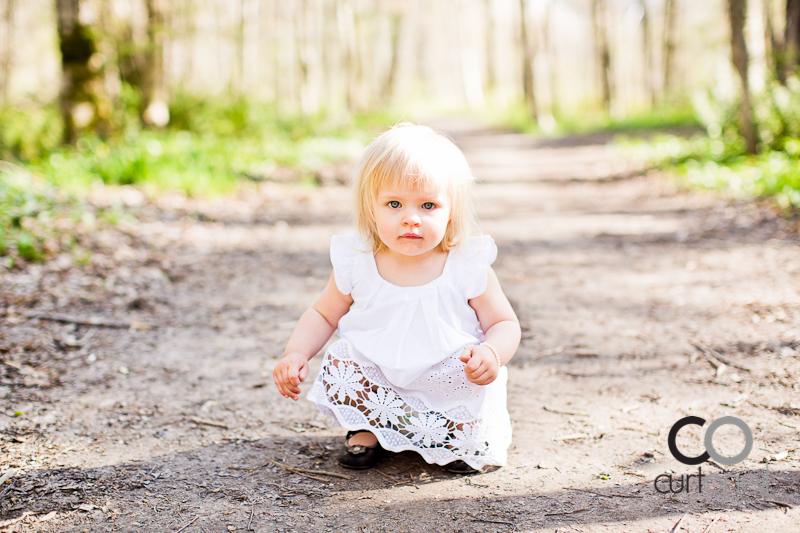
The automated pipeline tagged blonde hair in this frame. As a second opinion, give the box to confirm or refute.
[352,123,477,253]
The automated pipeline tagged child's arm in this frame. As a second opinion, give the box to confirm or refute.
[273,270,353,400]
[461,266,521,385]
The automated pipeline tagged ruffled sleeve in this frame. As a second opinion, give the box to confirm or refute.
[330,233,369,295]
[458,235,498,299]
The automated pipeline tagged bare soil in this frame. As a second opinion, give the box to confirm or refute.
[1,118,799,532]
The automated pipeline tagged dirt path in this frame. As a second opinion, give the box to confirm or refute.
[2,118,799,532]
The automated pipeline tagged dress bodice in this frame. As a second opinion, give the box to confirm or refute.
[331,232,497,388]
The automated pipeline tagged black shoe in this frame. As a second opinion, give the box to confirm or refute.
[337,430,381,469]
[446,460,479,474]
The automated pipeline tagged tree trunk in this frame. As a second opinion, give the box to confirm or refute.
[0,0,13,108]
[640,0,655,108]
[142,0,168,127]
[543,0,558,119]
[236,0,245,93]
[786,0,800,75]
[455,0,484,109]
[728,0,757,154]
[518,0,537,123]
[56,0,113,144]
[592,0,612,114]
[337,0,361,111]
[381,9,403,104]
[484,0,495,101]
[763,0,782,82]
[662,0,677,101]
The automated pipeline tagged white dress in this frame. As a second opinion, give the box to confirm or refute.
[307,232,512,469]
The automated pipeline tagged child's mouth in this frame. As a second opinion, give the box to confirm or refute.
[401,233,421,239]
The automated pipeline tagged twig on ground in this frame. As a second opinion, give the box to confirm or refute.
[669,513,687,533]
[374,470,409,485]
[469,517,515,526]
[247,505,254,531]
[175,515,199,533]
[20,311,148,329]
[706,459,727,472]
[553,433,590,441]
[189,417,229,429]
[545,507,589,516]
[765,500,793,511]
[693,343,751,372]
[260,457,351,482]
[701,516,720,533]
[242,459,350,479]
[566,487,643,499]
[543,406,588,417]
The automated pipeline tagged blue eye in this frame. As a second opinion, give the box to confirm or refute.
[422,202,435,210]
[388,200,401,208]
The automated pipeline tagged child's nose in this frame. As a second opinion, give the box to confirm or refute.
[403,212,421,225]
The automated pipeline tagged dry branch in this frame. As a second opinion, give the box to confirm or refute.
[545,507,589,516]
[692,343,751,372]
[566,487,643,499]
[261,457,351,481]
[670,513,687,533]
[20,311,150,329]
[701,516,720,533]
[175,516,199,533]
[189,417,229,429]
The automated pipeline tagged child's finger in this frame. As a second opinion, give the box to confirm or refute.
[298,362,309,382]
[459,347,473,362]
[465,355,482,373]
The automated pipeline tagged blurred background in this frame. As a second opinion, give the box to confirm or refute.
[1,0,799,263]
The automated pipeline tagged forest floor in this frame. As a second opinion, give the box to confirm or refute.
[1,117,800,533]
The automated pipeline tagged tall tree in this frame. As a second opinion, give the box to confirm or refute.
[484,0,495,101]
[728,0,757,153]
[662,0,677,101]
[787,0,800,75]
[592,0,612,114]
[381,6,404,104]
[56,0,115,144]
[519,0,537,123]
[142,0,169,127]
[0,0,13,108]
[640,0,655,108]
[763,0,781,82]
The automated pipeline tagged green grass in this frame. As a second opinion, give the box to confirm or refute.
[483,100,701,136]
[622,133,800,210]
[0,93,404,265]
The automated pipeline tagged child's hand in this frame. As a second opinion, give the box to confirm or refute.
[459,345,499,385]
[273,352,310,401]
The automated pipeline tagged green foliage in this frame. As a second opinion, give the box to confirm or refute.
[1,92,398,198]
[486,100,700,136]
[0,93,401,265]
[0,104,63,162]
[624,76,800,210]
[0,167,62,264]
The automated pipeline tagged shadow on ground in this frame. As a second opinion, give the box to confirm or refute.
[2,437,797,532]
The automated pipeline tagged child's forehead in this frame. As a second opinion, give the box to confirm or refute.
[377,180,447,197]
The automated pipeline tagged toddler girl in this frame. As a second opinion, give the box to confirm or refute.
[273,123,519,473]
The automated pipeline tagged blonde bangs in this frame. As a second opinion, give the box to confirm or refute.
[353,123,477,253]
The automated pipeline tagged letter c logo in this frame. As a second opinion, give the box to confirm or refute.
[668,416,753,466]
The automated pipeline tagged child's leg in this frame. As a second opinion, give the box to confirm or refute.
[347,430,377,446]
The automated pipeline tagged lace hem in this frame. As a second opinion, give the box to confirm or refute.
[307,342,511,469]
